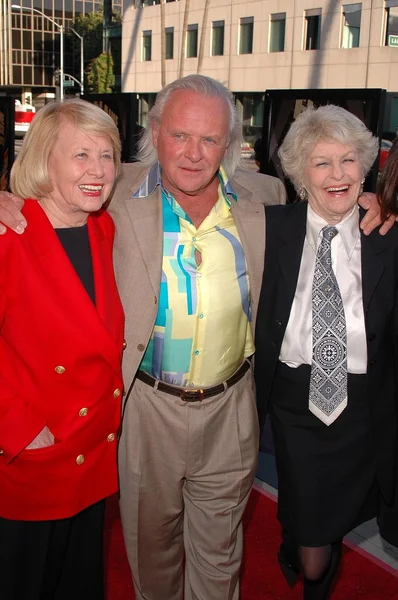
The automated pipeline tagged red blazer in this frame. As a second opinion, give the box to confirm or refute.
[0,200,124,520]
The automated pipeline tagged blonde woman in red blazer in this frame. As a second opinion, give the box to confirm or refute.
[0,100,124,600]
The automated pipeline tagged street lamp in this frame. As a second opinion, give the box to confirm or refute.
[67,27,84,95]
[11,4,64,100]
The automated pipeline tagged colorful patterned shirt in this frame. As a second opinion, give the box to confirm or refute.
[135,163,254,388]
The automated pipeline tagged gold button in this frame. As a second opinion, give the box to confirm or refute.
[76,454,85,465]
[137,344,145,352]
[113,388,121,398]
[122,339,127,350]
[79,407,88,417]
[0,449,4,455]
[107,433,115,442]
[55,365,65,374]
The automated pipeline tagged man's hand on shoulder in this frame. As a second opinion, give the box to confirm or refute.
[0,192,26,235]
[358,191,396,236]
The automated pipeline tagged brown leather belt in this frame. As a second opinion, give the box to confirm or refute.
[136,359,251,402]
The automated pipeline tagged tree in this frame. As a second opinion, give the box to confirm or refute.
[65,8,121,93]
[86,52,115,94]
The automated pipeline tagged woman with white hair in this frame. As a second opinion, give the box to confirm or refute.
[255,104,398,599]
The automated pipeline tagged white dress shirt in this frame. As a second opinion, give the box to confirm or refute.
[280,203,367,373]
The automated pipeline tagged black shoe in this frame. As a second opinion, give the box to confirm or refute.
[277,546,300,587]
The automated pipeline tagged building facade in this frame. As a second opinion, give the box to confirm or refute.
[122,0,398,134]
[0,0,122,104]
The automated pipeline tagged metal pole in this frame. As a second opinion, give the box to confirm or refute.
[68,27,84,95]
[60,25,64,100]
[80,35,84,95]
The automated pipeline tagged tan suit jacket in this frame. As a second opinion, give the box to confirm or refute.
[108,162,286,395]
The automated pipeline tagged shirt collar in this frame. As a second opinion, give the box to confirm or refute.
[306,203,360,260]
[132,162,161,198]
[218,165,238,203]
[131,161,238,202]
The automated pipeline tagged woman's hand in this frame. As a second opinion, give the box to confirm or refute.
[26,426,55,450]
[0,192,26,234]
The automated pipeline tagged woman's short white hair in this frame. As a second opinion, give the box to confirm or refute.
[136,74,243,178]
[278,104,379,191]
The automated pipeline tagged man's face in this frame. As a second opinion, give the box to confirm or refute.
[152,89,230,198]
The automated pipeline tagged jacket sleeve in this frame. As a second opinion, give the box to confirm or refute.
[0,239,47,461]
[275,178,287,205]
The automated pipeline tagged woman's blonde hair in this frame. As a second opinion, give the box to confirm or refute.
[278,104,379,192]
[10,99,121,199]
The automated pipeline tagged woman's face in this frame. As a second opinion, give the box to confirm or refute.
[302,140,363,224]
[45,120,116,226]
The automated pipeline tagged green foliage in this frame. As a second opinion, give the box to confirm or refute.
[65,7,121,94]
[67,8,121,64]
[73,11,102,64]
[86,52,115,94]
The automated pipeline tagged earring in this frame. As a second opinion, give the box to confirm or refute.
[359,179,365,196]
[299,187,308,201]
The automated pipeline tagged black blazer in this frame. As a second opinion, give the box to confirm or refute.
[254,202,398,503]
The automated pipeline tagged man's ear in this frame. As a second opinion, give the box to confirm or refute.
[152,123,159,149]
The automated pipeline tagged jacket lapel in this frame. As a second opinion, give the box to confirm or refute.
[124,190,163,298]
[230,183,266,329]
[87,215,124,376]
[360,217,389,312]
[26,201,123,377]
[276,202,308,310]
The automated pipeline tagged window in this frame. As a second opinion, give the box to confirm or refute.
[23,65,32,85]
[269,13,286,52]
[13,65,22,84]
[23,31,32,50]
[187,24,198,58]
[12,50,21,64]
[342,4,361,48]
[165,27,174,59]
[385,1,398,46]
[12,30,21,49]
[239,17,254,54]
[22,15,31,30]
[142,30,152,61]
[305,9,321,50]
[11,13,21,28]
[212,20,224,56]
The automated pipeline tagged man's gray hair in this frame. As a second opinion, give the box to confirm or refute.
[278,104,379,191]
[136,74,243,178]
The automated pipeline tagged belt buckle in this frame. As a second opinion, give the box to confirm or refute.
[180,388,204,402]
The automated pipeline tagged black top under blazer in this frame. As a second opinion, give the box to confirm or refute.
[254,202,398,504]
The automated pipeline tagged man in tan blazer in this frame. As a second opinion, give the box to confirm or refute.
[108,75,285,600]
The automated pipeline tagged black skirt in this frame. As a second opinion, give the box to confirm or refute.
[269,362,379,547]
[0,499,105,600]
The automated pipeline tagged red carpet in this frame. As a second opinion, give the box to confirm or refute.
[104,487,398,599]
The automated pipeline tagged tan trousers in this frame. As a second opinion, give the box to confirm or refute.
[118,366,259,600]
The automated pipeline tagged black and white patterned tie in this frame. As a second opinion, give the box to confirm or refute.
[309,226,347,425]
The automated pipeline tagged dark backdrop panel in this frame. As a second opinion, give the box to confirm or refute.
[259,88,386,204]
[82,93,140,163]
[0,98,15,191]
